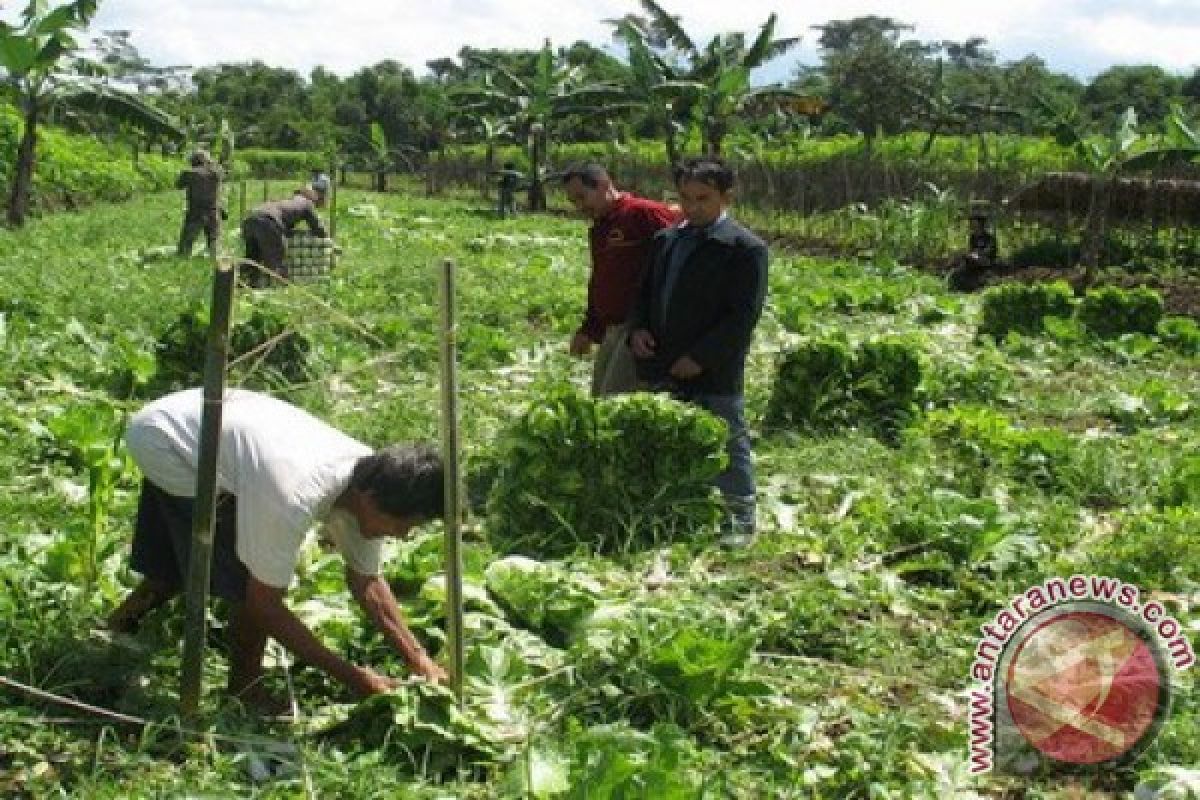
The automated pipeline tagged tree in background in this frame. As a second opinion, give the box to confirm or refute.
[811,16,931,156]
[1083,65,1183,130]
[1,0,182,226]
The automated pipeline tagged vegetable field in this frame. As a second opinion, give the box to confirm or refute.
[0,187,1196,798]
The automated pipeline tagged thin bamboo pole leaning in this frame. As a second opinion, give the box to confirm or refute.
[179,259,237,718]
[438,258,465,703]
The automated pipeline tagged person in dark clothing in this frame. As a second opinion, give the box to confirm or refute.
[240,188,327,287]
[948,212,1000,292]
[629,157,768,546]
[176,150,224,257]
[494,162,523,218]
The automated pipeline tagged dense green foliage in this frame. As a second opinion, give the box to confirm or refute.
[767,336,922,437]
[0,188,1194,798]
[978,281,1075,337]
[1077,285,1165,338]
[486,390,727,557]
[0,104,176,214]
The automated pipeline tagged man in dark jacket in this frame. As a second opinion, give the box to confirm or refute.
[629,157,768,546]
[176,150,224,257]
[241,188,327,287]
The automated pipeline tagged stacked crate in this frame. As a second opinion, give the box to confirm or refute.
[285,232,335,281]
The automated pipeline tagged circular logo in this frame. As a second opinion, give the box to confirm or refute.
[1001,605,1171,765]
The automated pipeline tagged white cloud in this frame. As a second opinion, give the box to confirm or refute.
[4,0,1197,79]
[1069,13,1200,71]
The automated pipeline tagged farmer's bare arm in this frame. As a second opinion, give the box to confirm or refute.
[346,568,447,683]
[243,575,392,696]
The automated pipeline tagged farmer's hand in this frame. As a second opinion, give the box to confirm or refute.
[412,656,448,685]
[569,331,593,358]
[349,665,398,698]
[669,355,703,380]
[630,329,656,359]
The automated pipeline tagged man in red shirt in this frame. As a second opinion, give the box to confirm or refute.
[562,164,681,395]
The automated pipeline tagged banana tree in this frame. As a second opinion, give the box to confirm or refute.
[452,39,627,211]
[613,1,809,157]
[1,0,184,226]
[1040,101,1200,286]
[357,121,417,192]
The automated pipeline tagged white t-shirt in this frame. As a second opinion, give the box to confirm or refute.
[125,388,381,588]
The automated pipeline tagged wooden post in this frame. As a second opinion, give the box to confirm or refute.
[179,259,237,718]
[438,258,465,702]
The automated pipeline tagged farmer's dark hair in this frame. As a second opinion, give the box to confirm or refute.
[560,163,610,189]
[673,157,735,192]
[351,444,444,518]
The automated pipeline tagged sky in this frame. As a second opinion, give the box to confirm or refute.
[4,0,1199,83]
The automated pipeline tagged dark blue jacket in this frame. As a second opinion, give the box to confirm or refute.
[630,217,768,395]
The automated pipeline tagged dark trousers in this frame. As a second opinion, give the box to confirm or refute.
[129,480,247,602]
[241,215,286,286]
[178,210,220,256]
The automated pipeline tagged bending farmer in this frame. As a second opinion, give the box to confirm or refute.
[107,388,447,711]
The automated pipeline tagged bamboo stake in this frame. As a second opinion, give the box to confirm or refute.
[263,179,270,202]
[180,259,237,718]
[238,180,246,223]
[329,158,338,271]
[437,258,465,702]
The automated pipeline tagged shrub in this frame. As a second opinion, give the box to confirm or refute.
[1160,455,1200,508]
[1157,316,1200,356]
[151,302,311,393]
[978,281,1074,338]
[916,406,1079,493]
[1076,286,1163,339]
[486,389,726,557]
[918,345,1013,408]
[1080,508,1200,593]
[767,336,921,438]
[236,148,327,179]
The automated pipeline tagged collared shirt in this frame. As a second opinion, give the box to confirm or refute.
[580,193,680,341]
[125,388,380,588]
[660,212,729,319]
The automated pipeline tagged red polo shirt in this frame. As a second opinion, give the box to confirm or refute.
[579,193,681,341]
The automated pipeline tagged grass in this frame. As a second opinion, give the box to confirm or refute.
[0,185,1196,798]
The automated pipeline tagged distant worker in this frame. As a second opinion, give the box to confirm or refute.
[310,170,332,203]
[561,163,681,395]
[240,187,327,287]
[947,209,999,292]
[494,162,523,218]
[176,150,224,258]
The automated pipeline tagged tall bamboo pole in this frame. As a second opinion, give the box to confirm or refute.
[438,258,465,702]
[180,259,237,717]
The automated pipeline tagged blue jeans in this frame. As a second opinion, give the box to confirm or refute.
[678,392,755,534]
